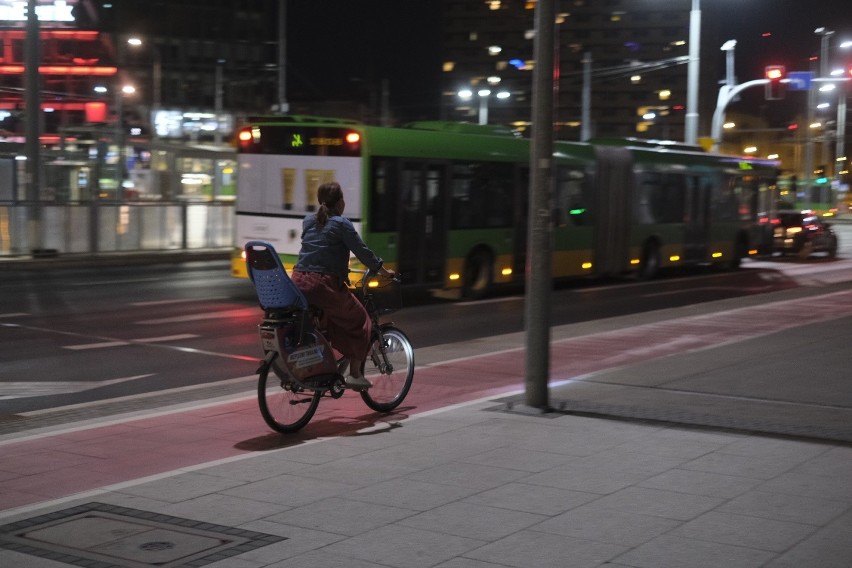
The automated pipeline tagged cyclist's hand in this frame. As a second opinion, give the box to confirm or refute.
[380,267,396,280]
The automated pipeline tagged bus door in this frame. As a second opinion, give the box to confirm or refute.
[593,146,633,275]
[683,175,710,262]
[397,162,447,285]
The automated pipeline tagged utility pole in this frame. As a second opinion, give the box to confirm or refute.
[525,0,555,410]
[24,0,42,253]
[214,59,224,145]
[581,52,592,141]
[277,0,288,114]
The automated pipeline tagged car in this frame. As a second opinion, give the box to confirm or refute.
[772,210,838,259]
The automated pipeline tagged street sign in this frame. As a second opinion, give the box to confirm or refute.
[787,71,814,91]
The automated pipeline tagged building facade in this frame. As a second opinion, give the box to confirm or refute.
[441,0,721,142]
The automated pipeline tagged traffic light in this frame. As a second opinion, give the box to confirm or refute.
[765,65,786,100]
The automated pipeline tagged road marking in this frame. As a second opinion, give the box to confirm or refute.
[133,334,199,343]
[0,313,28,318]
[0,374,154,400]
[131,298,227,306]
[64,341,130,350]
[135,308,256,325]
[62,335,196,350]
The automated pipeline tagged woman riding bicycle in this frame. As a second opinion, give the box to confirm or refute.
[291,181,394,391]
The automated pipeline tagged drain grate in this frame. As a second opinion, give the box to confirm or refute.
[0,502,287,568]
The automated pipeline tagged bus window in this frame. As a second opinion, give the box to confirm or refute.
[370,158,399,232]
[713,175,742,222]
[555,167,587,226]
[450,162,513,229]
[636,171,685,224]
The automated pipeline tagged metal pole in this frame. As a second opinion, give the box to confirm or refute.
[152,46,161,141]
[24,0,41,253]
[114,35,126,197]
[837,83,847,181]
[525,0,555,410]
[214,59,224,145]
[277,0,289,113]
[685,0,700,145]
[725,45,735,87]
[478,94,488,125]
[804,86,815,208]
[581,52,592,141]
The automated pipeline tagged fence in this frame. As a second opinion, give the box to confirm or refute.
[0,201,234,257]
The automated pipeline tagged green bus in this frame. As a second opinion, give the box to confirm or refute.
[232,115,779,298]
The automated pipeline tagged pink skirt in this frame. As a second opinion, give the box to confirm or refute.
[291,271,372,361]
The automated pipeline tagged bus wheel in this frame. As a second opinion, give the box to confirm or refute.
[462,250,493,299]
[638,242,660,280]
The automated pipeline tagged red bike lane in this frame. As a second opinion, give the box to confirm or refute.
[2,288,852,514]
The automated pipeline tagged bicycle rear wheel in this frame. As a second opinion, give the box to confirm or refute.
[258,363,321,433]
[361,326,414,412]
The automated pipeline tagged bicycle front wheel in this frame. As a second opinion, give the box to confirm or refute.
[361,326,414,412]
[258,363,321,433]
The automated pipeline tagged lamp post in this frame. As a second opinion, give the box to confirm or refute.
[684,0,701,145]
[834,40,851,184]
[457,88,510,125]
[127,37,162,141]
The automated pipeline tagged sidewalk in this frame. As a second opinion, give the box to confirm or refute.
[1,285,852,567]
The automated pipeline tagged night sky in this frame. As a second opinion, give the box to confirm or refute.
[285,0,442,120]
[283,1,852,124]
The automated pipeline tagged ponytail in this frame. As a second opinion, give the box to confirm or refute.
[315,181,343,229]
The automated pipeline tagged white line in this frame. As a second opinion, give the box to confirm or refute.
[0,375,155,400]
[457,296,523,307]
[135,308,256,325]
[133,334,199,343]
[63,341,131,350]
[131,297,226,307]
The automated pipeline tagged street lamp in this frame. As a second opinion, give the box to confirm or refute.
[684,0,701,145]
[127,36,162,140]
[457,88,510,125]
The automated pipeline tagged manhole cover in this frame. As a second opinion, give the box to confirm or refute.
[0,502,287,567]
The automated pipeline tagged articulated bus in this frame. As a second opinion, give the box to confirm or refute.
[232,115,779,298]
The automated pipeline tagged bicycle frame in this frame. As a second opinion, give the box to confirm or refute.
[258,309,340,388]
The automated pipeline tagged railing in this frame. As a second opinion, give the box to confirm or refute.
[0,201,234,257]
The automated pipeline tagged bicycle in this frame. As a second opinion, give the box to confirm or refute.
[245,240,415,433]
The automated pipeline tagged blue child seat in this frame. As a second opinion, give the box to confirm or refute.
[244,240,308,311]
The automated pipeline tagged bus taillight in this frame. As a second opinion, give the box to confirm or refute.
[345,132,361,144]
[238,128,253,143]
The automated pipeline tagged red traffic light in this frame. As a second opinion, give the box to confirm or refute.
[765,65,786,80]
[765,65,786,100]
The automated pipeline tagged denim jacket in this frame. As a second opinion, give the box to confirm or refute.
[293,214,383,281]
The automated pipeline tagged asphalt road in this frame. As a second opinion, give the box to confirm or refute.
[2,222,852,424]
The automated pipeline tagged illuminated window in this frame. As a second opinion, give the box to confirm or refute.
[487,0,502,10]
[631,75,641,84]
[443,61,455,72]
[658,90,671,100]
[487,45,502,55]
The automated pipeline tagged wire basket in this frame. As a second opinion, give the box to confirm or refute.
[359,276,402,314]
